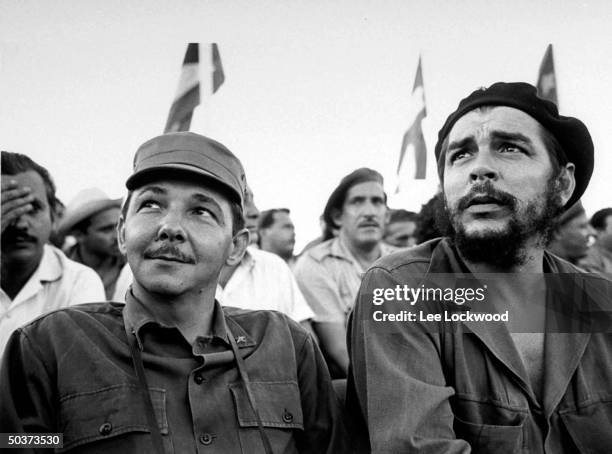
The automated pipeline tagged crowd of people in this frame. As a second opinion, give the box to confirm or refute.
[2,81,612,452]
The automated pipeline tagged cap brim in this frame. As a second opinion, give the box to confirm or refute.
[125,164,243,204]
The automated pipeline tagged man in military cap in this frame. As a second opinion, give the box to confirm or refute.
[348,83,612,452]
[294,168,395,377]
[0,132,346,453]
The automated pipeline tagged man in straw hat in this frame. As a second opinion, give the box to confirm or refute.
[0,132,347,453]
[347,82,612,452]
[60,188,125,299]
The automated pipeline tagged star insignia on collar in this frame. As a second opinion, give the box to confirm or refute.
[236,336,246,344]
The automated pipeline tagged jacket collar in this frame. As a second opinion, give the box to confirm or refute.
[123,289,254,350]
[428,239,596,413]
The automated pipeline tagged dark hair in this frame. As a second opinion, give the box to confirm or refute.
[388,209,417,224]
[258,208,290,231]
[414,192,449,244]
[1,151,58,219]
[121,190,245,235]
[590,208,612,231]
[436,106,567,182]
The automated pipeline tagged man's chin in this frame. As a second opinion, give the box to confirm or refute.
[454,224,527,269]
[1,242,43,264]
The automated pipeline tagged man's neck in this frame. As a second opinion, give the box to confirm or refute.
[340,232,382,270]
[1,257,41,300]
[130,282,217,344]
[459,241,547,321]
[77,244,116,270]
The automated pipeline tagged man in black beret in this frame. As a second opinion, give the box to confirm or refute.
[295,168,395,378]
[348,82,612,453]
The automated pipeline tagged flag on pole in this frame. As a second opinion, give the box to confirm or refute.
[536,44,558,106]
[164,43,225,133]
[396,56,427,191]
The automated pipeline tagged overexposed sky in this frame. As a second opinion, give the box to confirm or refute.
[2,0,611,250]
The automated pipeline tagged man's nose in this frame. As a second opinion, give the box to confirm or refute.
[156,212,186,242]
[13,212,30,230]
[469,150,499,182]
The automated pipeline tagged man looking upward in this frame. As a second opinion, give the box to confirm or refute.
[348,83,612,453]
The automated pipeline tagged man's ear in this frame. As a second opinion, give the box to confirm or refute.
[117,215,127,255]
[557,163,576,207]
[331,208,342,230]
[226,228,249,266]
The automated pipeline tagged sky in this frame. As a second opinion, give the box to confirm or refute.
[2,0,611,250]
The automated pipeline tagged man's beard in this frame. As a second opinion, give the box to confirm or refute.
[443,177,564,269]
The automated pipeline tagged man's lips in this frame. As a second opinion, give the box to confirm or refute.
[144,247,195,264]
[358,222,380,228]
[466,195,504,207]
[148,254,187,263]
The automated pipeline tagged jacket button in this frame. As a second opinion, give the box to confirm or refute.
[282,410,293,423]
[99,422,113,435]
[194,374,204,384]
[200,433,213,445]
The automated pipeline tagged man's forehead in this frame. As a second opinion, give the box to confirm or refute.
[345,181,385,198]
[447,106,545,143]
[8,170,47,198]
[273,211,291,223]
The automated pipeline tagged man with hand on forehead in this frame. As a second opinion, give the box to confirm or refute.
[347,83,612,453]
[0,133,346,453]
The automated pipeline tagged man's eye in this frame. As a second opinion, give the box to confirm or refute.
[449,150,469,163]
[139,200,160,210]
[30,201,43,212]
[500,144,524,154]
[193,207,213,217]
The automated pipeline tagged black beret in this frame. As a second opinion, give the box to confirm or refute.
[323,168,384,229]
[435,82,594,209]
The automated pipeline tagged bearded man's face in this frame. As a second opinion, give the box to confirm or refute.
[441,106,570,268]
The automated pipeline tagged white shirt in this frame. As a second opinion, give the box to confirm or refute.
[217,247,314,322]
[112,247,314,323]
[0,244,105,355]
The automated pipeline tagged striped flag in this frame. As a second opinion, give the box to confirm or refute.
[164,43,225,133]
[536,44,558,106]
[396,56,427,191]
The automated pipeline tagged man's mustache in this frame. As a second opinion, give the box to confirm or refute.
[456,182,518,212]
[1,226,37,245]
[144,243,195,264]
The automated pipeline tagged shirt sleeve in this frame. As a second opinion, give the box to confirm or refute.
[293,328,350,453]
[346,266,471,453]
[68,266,106,305]
[0,329,55,437]
[294,255,346,323]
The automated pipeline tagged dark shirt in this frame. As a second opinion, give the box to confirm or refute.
[0,291,347,453]
[347,237,612,453]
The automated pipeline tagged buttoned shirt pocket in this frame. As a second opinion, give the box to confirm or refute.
[230,381,304,454]
[58,384,169,453]
[559,398,612,453]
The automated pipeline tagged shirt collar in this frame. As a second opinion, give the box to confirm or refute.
[123,288,233,350]
[38,244,63,283]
